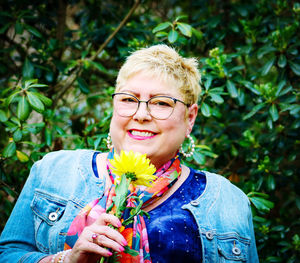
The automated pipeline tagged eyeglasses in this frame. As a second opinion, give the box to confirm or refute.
[112,92,189,120]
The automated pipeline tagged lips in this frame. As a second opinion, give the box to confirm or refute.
[128,129,157,140]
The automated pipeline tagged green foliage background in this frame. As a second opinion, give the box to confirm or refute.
[0,0,299,261]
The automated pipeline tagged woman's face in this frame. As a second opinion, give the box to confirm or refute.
[110,72,198,169]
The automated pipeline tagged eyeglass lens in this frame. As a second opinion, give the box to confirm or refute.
[113,93,176,120]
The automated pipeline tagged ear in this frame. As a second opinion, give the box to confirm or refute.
[186,104,198,136]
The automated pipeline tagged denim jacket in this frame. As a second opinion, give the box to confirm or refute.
[0,150,259,263]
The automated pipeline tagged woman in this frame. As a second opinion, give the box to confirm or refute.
[0,45,259,262]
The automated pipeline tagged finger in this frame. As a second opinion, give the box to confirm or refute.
[93,234,125,253]
[95,213,122,229]
[90,225,127,247]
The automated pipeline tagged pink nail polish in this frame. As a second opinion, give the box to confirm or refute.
[122,240,128,246]
[107,251,113,256]
[119,246,125,252]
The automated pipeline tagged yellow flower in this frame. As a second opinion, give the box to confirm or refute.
[109,150,157,187]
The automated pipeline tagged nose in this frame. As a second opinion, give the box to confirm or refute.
[132,101,152,121]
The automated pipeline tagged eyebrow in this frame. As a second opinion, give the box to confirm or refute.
[119,89,175,98]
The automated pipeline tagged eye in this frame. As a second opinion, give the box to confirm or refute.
[150,97,174,107]
[119,94,138,103]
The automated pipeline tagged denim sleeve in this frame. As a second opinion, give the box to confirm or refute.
[0,161,49,263]
[247,205,259,263]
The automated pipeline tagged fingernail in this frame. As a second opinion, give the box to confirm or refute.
[119,246,124,252]
[117,222,122,227]
[107,251,113,256]
[122,240,128,246]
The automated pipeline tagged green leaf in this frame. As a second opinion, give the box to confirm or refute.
[31,92,52,107]
[27,92,45,113]
[89,61,108,74]
[17,96,30,121]
[278,54,287,68]
[288,61,300,76]
[6,91,20,106]
[152,22,172,33]
[24,24,42,38]
[243,103,266,120]
[124,246,139,256]
[3,141,16,158]
[200,102,211,117]
[191,28,203,39]
[226,80,238,98]
[22,58,35,79]
[16,150,29,162]
[114,174,129,217]
[168,30,178,43]
[13,129,23,142]
[0,23,11,34]
[193,151,205,165]
[177,22,192,37]
[210,94,224,104]
[45,127,52,146]
[261,57,276,76]
[269,104,279,122]
[0,110,8,122]
[15,21,23,34]
[77,77,90,94]
[249,196,274,212]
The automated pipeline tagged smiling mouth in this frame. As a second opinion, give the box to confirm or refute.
[128,130,156,139]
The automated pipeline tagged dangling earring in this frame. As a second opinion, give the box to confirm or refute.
[106,132,113,149]
[179,134,195,158]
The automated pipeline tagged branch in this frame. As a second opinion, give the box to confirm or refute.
[52,0,141,107]
[90,0,141,61]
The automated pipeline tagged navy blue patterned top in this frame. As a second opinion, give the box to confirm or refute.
[92,152,206,262]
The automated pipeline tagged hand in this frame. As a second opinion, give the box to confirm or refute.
[66,213,127,263]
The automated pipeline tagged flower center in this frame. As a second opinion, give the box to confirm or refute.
[125,172,137,181]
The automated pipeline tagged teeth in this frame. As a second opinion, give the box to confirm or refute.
[131,130,154,137]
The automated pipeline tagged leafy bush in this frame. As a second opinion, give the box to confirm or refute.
[0,0,299,262]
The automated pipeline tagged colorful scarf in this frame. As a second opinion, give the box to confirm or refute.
[64,149,182,263]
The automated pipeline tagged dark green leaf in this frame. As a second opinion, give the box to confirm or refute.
[191,28,203,39]
[15,21,23,34]
[114,174,129,217]
[168,30,178,43]
[200,102,211,117]
[24,24,42,38]
[22,58,35,79]
[45,127,52,146]
[243,103,266,120]
[0,110,8,122]
[27,92,45,113]
[226,80,238,98]
[278,54,287,68]
[152,22,172,33]
[289,61,300,76]
[261,57,276,76]
[13,129,23,142]
[6,91,20,106]
[269,104,279,122]
[177,22,192,37]
[3,142,16,158]
[77,77,90,94]
[89,61,108,74]
[17,96,30,121]
[0,23,11,34]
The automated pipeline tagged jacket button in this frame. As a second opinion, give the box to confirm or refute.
[49,212,58,221]
[190,200,200,206]
[205,231,214,240]
[232,246,241,255]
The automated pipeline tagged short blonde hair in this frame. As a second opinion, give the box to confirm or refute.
[116,45,201,105]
